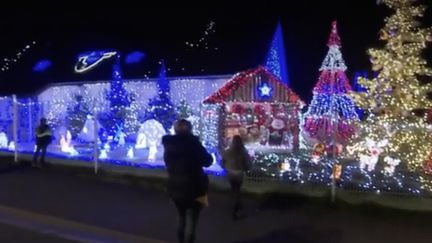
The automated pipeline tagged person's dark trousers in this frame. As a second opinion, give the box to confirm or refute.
[173,199,202,243]
[228,172,244,219]
[33,145,47,166]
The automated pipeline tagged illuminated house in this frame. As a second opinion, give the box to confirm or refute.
[202,66,303,154]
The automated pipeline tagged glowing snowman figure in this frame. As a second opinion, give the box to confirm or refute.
[0,132,8,148]
[138,119,166,163]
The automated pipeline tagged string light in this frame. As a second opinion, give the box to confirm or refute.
[74,50,117,73]
[185,21,216,51]
[1,41,37,72]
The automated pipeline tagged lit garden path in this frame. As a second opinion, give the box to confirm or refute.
[0,158,431,243]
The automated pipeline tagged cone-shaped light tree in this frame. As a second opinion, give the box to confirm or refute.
[265,22,290,85]
[146,61,176,131]
[302,21,359,145]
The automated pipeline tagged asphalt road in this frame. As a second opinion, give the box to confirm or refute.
[0,159,432,243]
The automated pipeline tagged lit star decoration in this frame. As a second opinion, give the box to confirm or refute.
[74,50,117,73]
[258,82,272,98]
[265,22,290,85]
[302,21,359,145]
[350,0,432,174]
[1,41,37,72]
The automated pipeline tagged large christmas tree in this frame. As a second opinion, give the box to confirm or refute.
[353,0,432,171]
[146,61,176,131]
[302,21,359,145]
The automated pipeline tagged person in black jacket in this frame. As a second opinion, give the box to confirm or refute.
[162,119,213,243]
[33,118,52,168]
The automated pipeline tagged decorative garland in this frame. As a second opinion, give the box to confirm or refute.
[203,66,302,105]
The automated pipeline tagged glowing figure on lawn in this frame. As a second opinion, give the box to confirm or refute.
[358,138,388,172]
[8,141,14,151]
[127,147,134,159]
[383,156,401,176]
[0,132,8,148]
[60,130,78,156]
[138,119,166,162]
[78,115,101,143]
[135,133,147,149]
[116,131,126,146]
[103,143,111,152]
[99,149,108,159]
[281,157,300,172]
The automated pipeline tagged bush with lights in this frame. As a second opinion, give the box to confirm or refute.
[351,0,432,172]
[66,94,91,139]
[176,99,194,119]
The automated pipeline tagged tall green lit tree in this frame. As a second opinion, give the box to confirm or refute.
[352,0,432,171]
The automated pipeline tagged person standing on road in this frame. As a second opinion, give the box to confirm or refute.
[33,118,52,168]
[221,135,252,220]
[162,119,213,243]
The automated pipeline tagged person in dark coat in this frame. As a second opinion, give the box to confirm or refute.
[33,118,52,168]
[162,119,213,243]
[221,135,252,220]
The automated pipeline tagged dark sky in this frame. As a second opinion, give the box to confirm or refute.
[0,1,431,101]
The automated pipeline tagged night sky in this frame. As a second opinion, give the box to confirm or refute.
[0,1,431,102]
